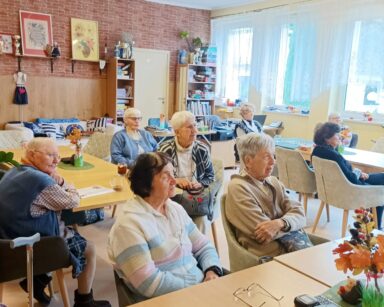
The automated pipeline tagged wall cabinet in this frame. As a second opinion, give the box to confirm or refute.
[176,64,216,121]
[107,58,135,125]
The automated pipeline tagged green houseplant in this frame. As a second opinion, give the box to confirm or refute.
[0,151,20,168]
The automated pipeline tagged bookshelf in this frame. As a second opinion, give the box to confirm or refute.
[107,58,135,126]
[176,64,216,122]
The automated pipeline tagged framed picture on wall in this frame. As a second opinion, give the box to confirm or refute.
[71,18,99,62]
[19,10,53,57]
[0,33,13,54]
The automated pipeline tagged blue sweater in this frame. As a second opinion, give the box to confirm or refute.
[110,129,158,167]
[0,166,60,239]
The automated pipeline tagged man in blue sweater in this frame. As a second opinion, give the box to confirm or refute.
[0,138,110,307]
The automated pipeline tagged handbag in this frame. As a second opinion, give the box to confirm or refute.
[172,186,213,221]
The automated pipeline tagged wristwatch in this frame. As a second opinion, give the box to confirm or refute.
[205,266,223,277]
[281,218,291,232]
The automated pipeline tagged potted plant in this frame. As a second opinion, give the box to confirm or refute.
[0,151,20,168]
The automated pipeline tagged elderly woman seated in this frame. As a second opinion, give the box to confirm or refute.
[110,108,158,168]
[235,103,263,137]
[312,122,384,229]
[158,111,216,234]
[108,152,222,302]
[226,133,312,258]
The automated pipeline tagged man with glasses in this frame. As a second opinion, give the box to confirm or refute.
[0,138,111,307]
[111,108,158,168]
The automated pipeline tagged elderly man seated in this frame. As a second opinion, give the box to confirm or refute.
[0,138,110,307]
[158,111,216,234]
[226,133,312,258]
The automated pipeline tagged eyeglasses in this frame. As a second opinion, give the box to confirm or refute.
[127,117,142,121]
[233,283,284,307]
[34,150,61,160]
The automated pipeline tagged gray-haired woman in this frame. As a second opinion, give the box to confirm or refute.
[158,111,215,233]
[226,132,311,258]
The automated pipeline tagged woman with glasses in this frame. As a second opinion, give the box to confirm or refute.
[111,108,158,168]
[108,152,222,302]
[158,111,215,234]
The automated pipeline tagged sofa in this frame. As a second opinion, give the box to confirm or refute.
[5,118,122,146]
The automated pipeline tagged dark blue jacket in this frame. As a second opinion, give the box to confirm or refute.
[311,145,362,185]
[0,166,60,239]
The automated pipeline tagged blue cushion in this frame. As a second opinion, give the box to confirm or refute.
[35,118,80,124]
[23,122,45,135]
[40,123,56,138]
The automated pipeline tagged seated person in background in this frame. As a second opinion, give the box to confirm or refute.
[328,112,353,147]
[158,111,216,234]
[312,122,384,229]
[235,103,263,137]
[108,152,222,302]
[234,103,263,162]
[111,108,158,168]
[0,138,110,307]
[226,133,311,258]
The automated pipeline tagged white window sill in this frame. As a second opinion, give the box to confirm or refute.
[264,110,309,117]
[343,118,384,127]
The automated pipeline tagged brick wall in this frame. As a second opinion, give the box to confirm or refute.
[0,0,211,81]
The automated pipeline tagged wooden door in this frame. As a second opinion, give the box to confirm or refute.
[133,48,169,126]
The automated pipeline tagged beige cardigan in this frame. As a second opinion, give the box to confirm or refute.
[225,172,306,257]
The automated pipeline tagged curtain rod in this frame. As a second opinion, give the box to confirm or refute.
[210,0,318,19]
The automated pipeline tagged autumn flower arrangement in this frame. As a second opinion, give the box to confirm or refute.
[67,128,83,153]
[333,208,384,305]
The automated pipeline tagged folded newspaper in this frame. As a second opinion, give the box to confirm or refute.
[77,185,115,199]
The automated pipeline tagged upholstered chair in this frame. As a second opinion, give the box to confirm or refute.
[275,147,320,216]
[312,156,384,237]
[0,130,33,149]
[83,132,114,161]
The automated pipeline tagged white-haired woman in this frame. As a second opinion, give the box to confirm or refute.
[111,108,158,168]
[226,133,310,258]
[158,111,215,233]
[235,103,263,137]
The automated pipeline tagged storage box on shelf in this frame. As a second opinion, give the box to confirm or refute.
[107,58,135,126]
[176,63,216,127]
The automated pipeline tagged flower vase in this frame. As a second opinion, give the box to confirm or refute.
[74,153,83,167]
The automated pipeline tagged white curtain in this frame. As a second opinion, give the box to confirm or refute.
[211,0,384,111]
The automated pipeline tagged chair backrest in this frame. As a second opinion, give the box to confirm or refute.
[313,156,384,213]
[275,147,316,194]
[83,132,114,161]
[0,236,71,283]
[349,133,358,148]
[371,137,384,153]
[113,270,138,306]
[220,194,260,272]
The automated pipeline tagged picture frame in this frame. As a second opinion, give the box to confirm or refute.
[71,18,99,62]
[19,10,53,57]
[0,33,13,54]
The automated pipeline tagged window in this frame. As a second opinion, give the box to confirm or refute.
[345,20,384,115]
[222,28,253,102]
[275,23,314,111]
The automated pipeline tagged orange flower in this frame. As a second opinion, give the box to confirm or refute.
[349,248,371,270]
[335,254,353,273]
[333,242,353,255]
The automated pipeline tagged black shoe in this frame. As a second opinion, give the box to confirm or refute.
[19,274,52,305]
[74,289,111,307]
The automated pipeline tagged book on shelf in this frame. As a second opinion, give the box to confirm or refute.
[186,101,211,116]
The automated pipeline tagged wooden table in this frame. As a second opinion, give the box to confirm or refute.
[131,261,329,307]
[299,147,384,173]
[274,241,362,288]
[3,146,133,212]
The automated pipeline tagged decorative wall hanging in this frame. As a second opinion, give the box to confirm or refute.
[19,10,53,57]
[71,18,99,62]
[0,33,13,54]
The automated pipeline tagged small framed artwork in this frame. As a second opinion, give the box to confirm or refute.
[71,18,99,62]
[0,33,13,54]
[19,10,53,57]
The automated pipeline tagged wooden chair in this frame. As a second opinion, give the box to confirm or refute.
[312,156,384,237]
[0,235,71,307]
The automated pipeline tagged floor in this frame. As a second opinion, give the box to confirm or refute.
[2,140,348,307]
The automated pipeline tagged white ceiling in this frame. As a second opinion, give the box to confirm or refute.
[145,0,264,10]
